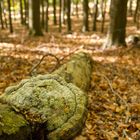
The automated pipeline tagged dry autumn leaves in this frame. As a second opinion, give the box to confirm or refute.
[0,25,140,140]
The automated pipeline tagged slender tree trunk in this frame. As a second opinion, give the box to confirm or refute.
[76,0,79,18]
[134,0,140,23]
[59,0,62,32]
[7,0,13,33]
[23,0,28,25]
[82,0,89,32]
[33,0,43,35]
[29,0,43,36]
[19,0,24,24]
[136,1,140,29]
[104,0,128,48]
[92,0,98,31]
[45,0,49,32]
[3,11,8,28]
[66,0,72,32]
[64,0,67,24]
[0,2,4,29]
[2,1,8,28]
[53,0,57,25]
[101,0,106,33]
[41,0,45,28]
[61,0,65,24]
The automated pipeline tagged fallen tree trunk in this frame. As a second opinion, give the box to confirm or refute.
[0,52,93,140]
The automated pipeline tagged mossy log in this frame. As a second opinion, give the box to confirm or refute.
[0,52,93,140]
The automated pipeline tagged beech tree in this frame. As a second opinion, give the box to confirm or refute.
[66,0,72,32]
[134,0,140,29]
[45,0,49,32]
[7,0,13,33]
[28,0,43,36]
[19,0,24,24]
[53,0,57,25]
[0,1,4,29]
[82,0,89,32]
[92,0,98,31]
[104,0,128,48]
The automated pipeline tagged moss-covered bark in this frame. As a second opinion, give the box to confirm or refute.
[0,103,31,140]
[53,52,93,91]
[0,52,93,140]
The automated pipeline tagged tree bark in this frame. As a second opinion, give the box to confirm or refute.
[53,0,57,25]
[59,0,62,32]
[101,0,107,33]
[0,52,93,140]
[0,1,4,29]
[134,0,139,23]
[104,0,128,48]
[19,0,24,24]
[41,0,45,28]
[82,0,89,32]
[92,0,98,31]
[23,0,28,25]
[28,0,43,36]
[7,0,13,33]
[45,0,49,32]
[66,0,72,32]
[0,103,32,140]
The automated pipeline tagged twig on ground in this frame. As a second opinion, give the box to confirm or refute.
[29,53,60,76]
[96,73,127,104]
[96,73,130,136]
[60,48,80,62]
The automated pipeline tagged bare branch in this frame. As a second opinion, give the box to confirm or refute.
[29,53,60,76]
[96,73,130,124]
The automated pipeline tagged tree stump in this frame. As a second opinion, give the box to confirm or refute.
[0,52,93,140]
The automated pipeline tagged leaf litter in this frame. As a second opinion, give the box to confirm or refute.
[0,25,140,140]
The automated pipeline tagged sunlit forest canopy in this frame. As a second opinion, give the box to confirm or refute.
[0,0,140,139]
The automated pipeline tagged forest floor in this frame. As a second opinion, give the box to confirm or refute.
[0,16,140,140]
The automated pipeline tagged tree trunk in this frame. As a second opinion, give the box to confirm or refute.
[23,0,28,25]
[136,3,140,29]
[0,1,4,29]
[92,0,98,31]
[61,0,65,24]
[45,0,49,32]
[2,2,8,28]
[53,0,57,25]
[19,0,24,24]
[41,0,45,28]
[7,0,13,33]
[82,0,89,32]
[66,0,72,32]
[0,52,93,140]
[134,0,140,23]
[101,0,107,33]
[59,0,62,32]
[104,0,128,48]
[76,0,79,18]
[28,0,43,36]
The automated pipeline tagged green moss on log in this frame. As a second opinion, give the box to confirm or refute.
[0,74,88,139]
[0,52,93,140]
[0,103,31,140]
[53,52,93,91]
